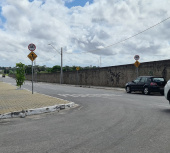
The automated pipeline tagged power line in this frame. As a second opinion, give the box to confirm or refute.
[86,16,170,53]
[62,16,170,55]
[39,16,170,64]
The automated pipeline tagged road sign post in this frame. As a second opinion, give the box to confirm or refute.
[32,60,33,94]
[76,67,80,85]
[134,61,140,77]
[27,43,37,94]
[134,55,140,77]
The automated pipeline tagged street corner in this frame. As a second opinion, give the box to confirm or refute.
[0,102,76,119]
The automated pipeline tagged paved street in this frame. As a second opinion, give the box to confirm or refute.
[1,77,170,153]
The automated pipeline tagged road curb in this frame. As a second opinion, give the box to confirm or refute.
[0,102,75,119]
[35,82,125,91]
[81,85,125,91]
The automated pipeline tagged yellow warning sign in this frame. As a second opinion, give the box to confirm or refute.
[76,67,80,71]
[27,52,37,61]
[134,61,140,68]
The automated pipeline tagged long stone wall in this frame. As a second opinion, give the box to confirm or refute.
[11,59,170,88]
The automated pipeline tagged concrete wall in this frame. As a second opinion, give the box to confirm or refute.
[11,59,170,88]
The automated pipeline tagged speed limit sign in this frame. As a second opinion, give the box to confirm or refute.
[134,55,140,61]
[28,43,36,51]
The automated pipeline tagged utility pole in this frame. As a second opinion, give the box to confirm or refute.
[100,55,101,67]
[48,44,63,84]
[60,47,63,84]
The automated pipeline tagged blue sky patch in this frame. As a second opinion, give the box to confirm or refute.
[28,0,45,6]
[0,6,6,29]
[65,0,93,8]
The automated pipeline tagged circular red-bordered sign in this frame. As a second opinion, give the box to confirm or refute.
[28,43,36,51]
[134,55,140,60]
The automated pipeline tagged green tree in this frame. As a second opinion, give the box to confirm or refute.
[63,66,71,72]
[46,67,52,73]
[9,70,14,74]
[25,65,32,74]
[51,65,61,73]
[16,62,25,88]
[71,66,77,71]
[37,65,46,72]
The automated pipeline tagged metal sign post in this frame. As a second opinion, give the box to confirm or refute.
[134,55,140,77]
[32,60,33,94]
[76,67,80,85]
[27,43,37,94]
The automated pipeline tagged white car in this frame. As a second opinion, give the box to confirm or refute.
[164,80,170,103]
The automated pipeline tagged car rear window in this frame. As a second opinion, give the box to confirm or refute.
[152,78,164,82]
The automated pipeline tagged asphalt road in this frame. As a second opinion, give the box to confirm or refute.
[1,77,170,153]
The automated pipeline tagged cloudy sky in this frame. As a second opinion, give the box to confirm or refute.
[0,0,170,68]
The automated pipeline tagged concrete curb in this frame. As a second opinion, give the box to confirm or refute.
[79,85,125,91]
[36,82,125,91]
[0,102,75,119]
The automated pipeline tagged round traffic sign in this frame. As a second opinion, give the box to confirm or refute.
[134,55,140,60]
[28,43,36,51]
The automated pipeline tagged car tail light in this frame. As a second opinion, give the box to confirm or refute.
[150,82,157,86]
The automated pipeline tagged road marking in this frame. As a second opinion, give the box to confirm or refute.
[57,94,122,98]
[155,104,170,108]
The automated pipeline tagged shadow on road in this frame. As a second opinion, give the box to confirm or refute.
[126,92,163,96]
[159,107,170,115]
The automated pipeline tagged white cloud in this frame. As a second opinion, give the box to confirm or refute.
[64,0,74,3]
[0,0,170,67]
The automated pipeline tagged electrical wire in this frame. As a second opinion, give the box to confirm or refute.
[39,16,170,63]
[85,16,170,53]
[61,16,170,55]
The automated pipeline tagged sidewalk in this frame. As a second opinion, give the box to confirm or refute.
[0,82,75,119]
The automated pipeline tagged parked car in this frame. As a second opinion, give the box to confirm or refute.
[125,76,166,95]
[164,80,170,103]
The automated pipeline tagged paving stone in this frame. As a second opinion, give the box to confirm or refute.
[0,82,70,115]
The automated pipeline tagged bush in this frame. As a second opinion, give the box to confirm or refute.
[15,62,25,88]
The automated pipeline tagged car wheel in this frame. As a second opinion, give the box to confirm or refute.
[126,86,131,93]
[143,87,150,95]
[167,90,170,104]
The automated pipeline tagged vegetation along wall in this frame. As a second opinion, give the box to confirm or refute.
[19,59,170,88]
